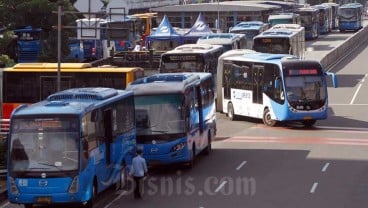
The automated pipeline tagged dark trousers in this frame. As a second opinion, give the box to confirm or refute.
[133,176,144,199]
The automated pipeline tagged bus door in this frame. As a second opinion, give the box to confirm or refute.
[252,64,264,104]
[40,76,73,100]
[195,84,205,151]
[103,109,113,166]
[195,85,204,134]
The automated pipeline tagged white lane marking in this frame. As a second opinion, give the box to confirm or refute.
[104,190,128,208]
[236,161,247,171]
[215,181,228,193]
[350,74,367,104]
[310,182,319,193]
[322,162,330,172]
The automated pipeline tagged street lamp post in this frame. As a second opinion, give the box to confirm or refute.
[57,0,62,92]
[217,0,220,32]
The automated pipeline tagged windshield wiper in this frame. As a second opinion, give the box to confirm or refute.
[38,161,62,170]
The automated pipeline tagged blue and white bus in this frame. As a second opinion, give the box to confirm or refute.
[229,21,269,49]
[267,13,301,27]
[322,3,339,29]
[294,7,320,40]
[7,87,136,207]
[253,24,305,59]
[160,43,223,96]
[312,4,332,34]
[217,52,338,127]
[338,3,363,32]
[196,33,247,52]
[126,73,216,167]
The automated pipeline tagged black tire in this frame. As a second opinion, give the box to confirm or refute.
[262,108,277,127]
[116,163,128,190]
[24,204,33,208]
[227,102,237,121]
[187,145,196,168]
[204,131,212,155]
[85,182,97,208]
[302,119,316,128]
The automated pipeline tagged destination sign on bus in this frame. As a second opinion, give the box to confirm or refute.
[166,55,199,62]
[287,69,319,75]
[12,118,79,131]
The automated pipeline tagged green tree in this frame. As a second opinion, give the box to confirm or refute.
[0,0,79,62]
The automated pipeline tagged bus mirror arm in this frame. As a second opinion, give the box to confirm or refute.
[274,78,280,89]
[325,72,338,88]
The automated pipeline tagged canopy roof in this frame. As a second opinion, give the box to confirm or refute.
[184,13,213,39]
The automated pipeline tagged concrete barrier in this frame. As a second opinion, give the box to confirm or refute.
[321,25,368,69]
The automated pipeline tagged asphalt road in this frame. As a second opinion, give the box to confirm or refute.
[2,25,368,208]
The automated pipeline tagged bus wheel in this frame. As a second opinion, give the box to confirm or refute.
[188,145,196,168]
[204,131,212,155]
[24,204,33,208]
[116,163,127,190]
[302,120,316,128]
[85,181,97,208]
[263,108,277,127]
[227,103,237,121]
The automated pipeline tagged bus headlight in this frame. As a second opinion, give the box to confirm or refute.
[68,176,79,194]
[9,177,19,194]
[171,142,185,152]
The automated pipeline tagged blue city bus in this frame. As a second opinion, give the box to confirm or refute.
[294,7,320,40]
[229,21,269,49]
[312,4,332,34]
[7,87,136,207]
[338,3,363,32]
[13,26,42,63]
[126,73,216,167]
[322,3,339,29]
[253,24,305,59]
[217,52,338,127]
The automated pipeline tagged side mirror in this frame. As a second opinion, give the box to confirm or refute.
[274,78,280,89]
[325,72,338,88]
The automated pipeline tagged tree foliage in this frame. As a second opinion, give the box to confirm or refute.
[0,0,79,62]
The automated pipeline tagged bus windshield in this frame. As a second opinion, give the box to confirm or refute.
[9,117,79,173]
[284,76,326,102]
[161,54,205,73]
[135,94,185,138]
[339,9,357,21]
[253,38,290,54]
[300,15,313,25]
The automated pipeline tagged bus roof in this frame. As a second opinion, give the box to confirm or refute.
[164,44,223,55]
[11,88,133,117]
[230,21,267,32]
[224,52,298,64]
[295,7,319,13]
[339,3,362,9]
[271,24,302,30]
[11,63,92,69]
[127,72,211,95]
[4,63,143,73]
[268,13,299,20]
[256,27,301,37]
[197,33,242,44]
[218,49,258,60]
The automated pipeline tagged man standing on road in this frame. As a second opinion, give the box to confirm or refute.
[129,149,148,199]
